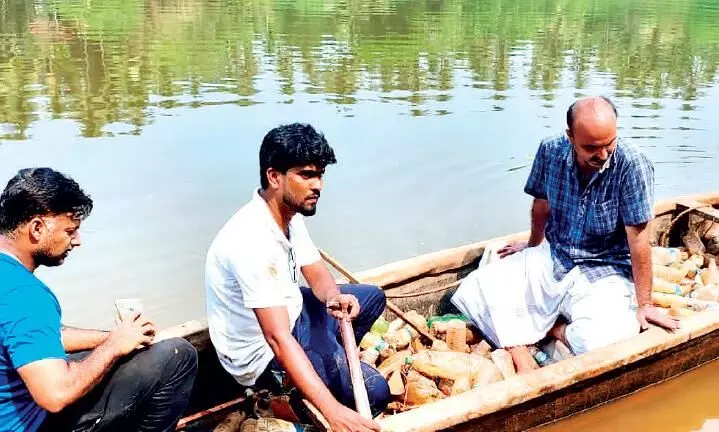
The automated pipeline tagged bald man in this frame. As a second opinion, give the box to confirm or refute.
[452,96,679,371]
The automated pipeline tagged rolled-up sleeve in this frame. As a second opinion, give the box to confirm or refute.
[619,153,655,226]
[524,140,549,199]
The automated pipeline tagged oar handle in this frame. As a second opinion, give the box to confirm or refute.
[318,249,436,343]
[338,318,373,419]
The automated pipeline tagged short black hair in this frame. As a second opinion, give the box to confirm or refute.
[566,96,618,131]
[0,168,93,234]
[259,123,337,188]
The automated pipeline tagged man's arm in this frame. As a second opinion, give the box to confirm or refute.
[528,198,550,246]
[626,223,679,331]
[302,262,360,321]
[17,312,154,413]
[301,261,341,303]
[61,326,110,352]
[255,307,378,432]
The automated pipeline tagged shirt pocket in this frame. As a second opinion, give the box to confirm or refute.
[586,200,619,236]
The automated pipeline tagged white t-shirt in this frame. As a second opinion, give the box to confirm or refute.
[205,190,321,385]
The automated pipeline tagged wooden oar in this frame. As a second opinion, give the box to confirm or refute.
[337,313,373,419]
[318,249,436,344]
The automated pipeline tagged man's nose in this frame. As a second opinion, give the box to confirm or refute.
[311,177,324,192]
[597,148,609,160]
[71,232,82,247]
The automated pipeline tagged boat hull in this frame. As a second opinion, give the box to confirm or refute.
[171,191,719,431]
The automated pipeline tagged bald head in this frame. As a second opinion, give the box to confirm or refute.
[566,96,617,132]
[566,96,618,175]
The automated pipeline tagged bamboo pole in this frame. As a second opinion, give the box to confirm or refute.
[318,249,436,344]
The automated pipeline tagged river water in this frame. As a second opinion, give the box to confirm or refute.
[1,0,718,428]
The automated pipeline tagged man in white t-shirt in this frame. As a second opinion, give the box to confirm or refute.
[205,123,389,432]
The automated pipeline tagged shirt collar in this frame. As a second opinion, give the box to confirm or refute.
[251,189,292,248]
[0,250,23,266]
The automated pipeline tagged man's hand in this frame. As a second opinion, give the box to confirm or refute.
[497,241,529,258]
[636,304,680,331]
[325,402,380,432]
[106,311,155,356]
[326,294,360,321]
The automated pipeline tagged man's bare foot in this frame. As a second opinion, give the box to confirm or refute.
[506,345,539,373]
[548,320,568,345]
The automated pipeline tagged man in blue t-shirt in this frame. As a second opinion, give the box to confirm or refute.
[0,168,198,432]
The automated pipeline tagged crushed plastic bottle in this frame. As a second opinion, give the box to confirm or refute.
[370,317,389,335]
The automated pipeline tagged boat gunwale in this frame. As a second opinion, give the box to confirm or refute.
[160,190,719,431]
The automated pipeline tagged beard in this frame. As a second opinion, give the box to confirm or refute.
[283,191,319,217]
[33,248,68,267]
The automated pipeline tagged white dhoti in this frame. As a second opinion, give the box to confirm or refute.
[451,241,639,354]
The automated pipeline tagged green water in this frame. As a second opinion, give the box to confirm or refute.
[2,0,719,138]
[0,1,719,427]
[1,0,718,331]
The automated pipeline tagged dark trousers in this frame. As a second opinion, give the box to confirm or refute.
[261,284,391,418]
[40,338,198,432]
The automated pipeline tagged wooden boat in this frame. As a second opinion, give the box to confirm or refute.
[160,192,719,432]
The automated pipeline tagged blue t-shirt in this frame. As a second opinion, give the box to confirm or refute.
[0,253,66,432]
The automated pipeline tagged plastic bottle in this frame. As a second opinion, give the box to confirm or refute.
[528,346,555,367]
[678,260,699,278]
[359,332,383,350]
[370,317,389,335]
[690,254,705,267]
[446,319,468,352]
[653,265,684,283]
[693,284,719,302]
[707,259,719,285]
[653,277,683,296]
[383,327,412,349]
[652,247,682,266]
[360,348,380,366]
[490,349,517,379]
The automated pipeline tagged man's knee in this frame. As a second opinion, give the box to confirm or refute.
[154,338,198,369]
[135,338,198,385]
[565,317,639,354]
[360,363,390,416]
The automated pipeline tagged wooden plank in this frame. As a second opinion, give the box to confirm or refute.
[676,199,719,224]
[177,396,246,430]
[303,399,331,431]
[654,191,719,216]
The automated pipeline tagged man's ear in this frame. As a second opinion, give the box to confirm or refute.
[565,128,574,144]
[266,168,283,189]
[27,217,46,243]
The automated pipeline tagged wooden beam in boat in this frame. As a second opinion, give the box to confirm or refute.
[654,191,719,216]
[154,319,209,350]
[675,199,719,224]
[177,396,246,430]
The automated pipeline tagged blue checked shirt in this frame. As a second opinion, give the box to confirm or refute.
[524,134,654,282]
